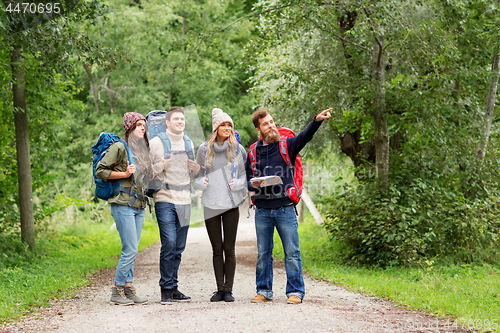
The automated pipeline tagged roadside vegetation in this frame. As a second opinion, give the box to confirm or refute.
[1,0,500,327]
[274,216,500,332]
[276,149,500,332]
[0,201,159,323]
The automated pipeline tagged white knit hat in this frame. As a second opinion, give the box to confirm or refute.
[212,108,234,132]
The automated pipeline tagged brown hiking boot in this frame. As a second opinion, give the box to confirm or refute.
[110,286,134,306]
[287,295,302,304]
[251,294,272,303]
[124,286,148,304]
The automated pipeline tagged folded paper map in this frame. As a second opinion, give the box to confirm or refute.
[250,175,282,187]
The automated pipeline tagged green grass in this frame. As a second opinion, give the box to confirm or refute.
[273,214,500,332]
[0,206,160,323]
[190,203,205,228]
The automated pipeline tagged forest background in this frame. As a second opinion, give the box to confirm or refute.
[1,0,500,327]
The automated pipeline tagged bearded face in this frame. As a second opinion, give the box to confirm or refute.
[262,127,280,144]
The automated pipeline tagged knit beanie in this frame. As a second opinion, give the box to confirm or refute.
[123,112,146,133]
[212,108,234,132]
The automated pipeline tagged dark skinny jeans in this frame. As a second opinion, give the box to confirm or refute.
[204,207,239,292]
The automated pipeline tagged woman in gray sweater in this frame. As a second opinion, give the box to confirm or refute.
[195,108,247,302]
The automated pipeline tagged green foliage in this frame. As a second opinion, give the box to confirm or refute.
[251,0,500,265]
[0,0,125,239]
[0,42,85,232]
[1,0,122,72]
[275,217,500,330]
[301,141,355,205]
[47,0,260,199]
[0,210,159,321]
[324,179,500,266]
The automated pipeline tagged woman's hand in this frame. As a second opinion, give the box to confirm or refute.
[203,177,209,187]
[124,162,136,177]
[228,179,234,189]
[107,161,135,180]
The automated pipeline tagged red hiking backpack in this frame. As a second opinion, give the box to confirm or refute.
[248,127,303,204]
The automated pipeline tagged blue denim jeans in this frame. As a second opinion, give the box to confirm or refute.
[255,205,305,299]
[155,202,190,289]
[110,204,145,286]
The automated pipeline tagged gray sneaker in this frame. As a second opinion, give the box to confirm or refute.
[110,286,134,306]
[124,286,148,304]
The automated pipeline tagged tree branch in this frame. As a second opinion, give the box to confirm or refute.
[363,7,383,67]
[179,3,296,69]
[304,17,371,52]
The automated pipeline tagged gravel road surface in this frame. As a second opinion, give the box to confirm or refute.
[2,204,467,333]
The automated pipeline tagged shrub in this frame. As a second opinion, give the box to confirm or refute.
[323,178,500,266]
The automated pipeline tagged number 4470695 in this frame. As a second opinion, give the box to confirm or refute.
[5,2,61,14]
[449,319,498,330]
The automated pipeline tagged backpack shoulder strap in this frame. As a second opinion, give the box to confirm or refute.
[201,142,208,176]
[112,140,136,196]
[248,142,258,175]
[118,139,134,166]
[157,132,171,159]
[231,143,240,178]
[183,135,195,160]
[279,138,292,168]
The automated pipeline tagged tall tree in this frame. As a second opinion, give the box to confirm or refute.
[1,0,119,248]
[10,47,34,246]
[473,11,500,176]
[365,1,389,190]
[249,0,499,192]
[45,0,259,199]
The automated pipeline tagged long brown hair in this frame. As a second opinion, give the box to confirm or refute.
[204,127,238,169]
[125,121,151,179]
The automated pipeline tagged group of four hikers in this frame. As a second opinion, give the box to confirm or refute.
[95,106,332,305]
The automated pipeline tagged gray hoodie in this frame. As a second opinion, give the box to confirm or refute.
[194,141,247,210]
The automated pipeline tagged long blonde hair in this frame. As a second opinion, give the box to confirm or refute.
[205,128,238,170]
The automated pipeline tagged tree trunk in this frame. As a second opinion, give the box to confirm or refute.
[341,129,373,168]
[453,79,461,126]
[182,14,187,55]
[107,76,115,113]
[475,50,500,167]
[338,11,361,76]
[337,11,376,177]
[83,63,101,115]
[167,66,177,105]
[370,19,389,191]
[105,69,115,113]
[11,47,35,249]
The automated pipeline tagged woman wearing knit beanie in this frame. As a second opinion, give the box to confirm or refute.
[95,112,151,306]
[194,108,247,302]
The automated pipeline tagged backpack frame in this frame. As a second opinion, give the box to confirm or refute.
[145,111,196,196]
[248,127,303,205]
[92,132,149,207]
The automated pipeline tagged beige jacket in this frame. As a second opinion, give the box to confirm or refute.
[150,129,198,205]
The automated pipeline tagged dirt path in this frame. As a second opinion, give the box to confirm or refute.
[2,204,469,333]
